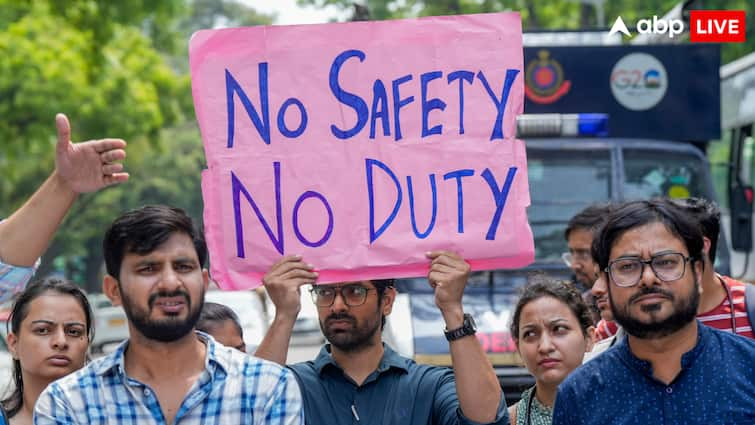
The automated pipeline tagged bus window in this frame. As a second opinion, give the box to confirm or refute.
[527,148,611,262]
[622,149,709,201]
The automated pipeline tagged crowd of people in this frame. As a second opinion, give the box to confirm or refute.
[0,116,753,424]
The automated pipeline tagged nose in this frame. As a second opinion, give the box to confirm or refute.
[572,258,584,271]
[330,290,349,313]
[591,273,607,297]
[638,261,658,288]
[51,328,68,351]
[537,332,555,354]
[156,266,182,292]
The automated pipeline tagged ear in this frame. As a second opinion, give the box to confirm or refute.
[381,287,396,316]
[202,268,210,292]
[7,332,18,359]
[103,274,122,307]
[694,261,704,296]
[702,236,711,257]
[585,326,596,352]
[694,258,704,282]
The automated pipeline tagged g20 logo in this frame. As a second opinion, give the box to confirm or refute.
[610,53,668,111]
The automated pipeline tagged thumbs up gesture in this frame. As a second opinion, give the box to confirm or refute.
[54,113,129,193]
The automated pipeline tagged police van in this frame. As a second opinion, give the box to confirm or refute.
[384,44,733,403]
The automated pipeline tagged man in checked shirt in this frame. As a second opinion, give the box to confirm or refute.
[35,205,304,425]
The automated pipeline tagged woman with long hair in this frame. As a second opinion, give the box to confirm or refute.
[1,278,93,424]
[508,276,595,425]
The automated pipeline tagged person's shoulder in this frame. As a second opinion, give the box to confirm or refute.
[222,346,291,378]
[706,325,755,351]
[719,274,747,288]
[44,356,109,398]
[562,345,625,393]
[287,360,318,376]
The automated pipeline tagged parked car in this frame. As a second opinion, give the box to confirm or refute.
[204,290,269,353]
[87,293,129,353]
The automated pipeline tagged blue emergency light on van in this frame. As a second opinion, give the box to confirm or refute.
[516,113,608,138]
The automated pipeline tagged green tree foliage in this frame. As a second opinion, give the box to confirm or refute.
[0,0,271,290]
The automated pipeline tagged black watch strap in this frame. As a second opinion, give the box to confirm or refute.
[444,313,476,341]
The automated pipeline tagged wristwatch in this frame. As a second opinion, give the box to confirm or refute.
[444,314,477,341]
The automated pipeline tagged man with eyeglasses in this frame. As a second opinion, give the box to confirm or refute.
[563,204,612,290]
[563,204,614,329]
[553,199,755,425]
[254,251,507,425]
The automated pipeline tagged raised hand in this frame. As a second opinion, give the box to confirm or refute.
[54,113,129,193]
[426,251,470,317]
[262,255,318,320]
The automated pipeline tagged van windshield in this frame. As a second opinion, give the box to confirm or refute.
[527,148,612,262]
[622,149,709,200]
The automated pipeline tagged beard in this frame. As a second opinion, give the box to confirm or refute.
[609,277,699,339]
[120,287,204,343]
[320,309,382,353]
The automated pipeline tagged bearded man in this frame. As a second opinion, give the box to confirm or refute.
[35,205,304,424]
[255,250,506,425]
[553,199,755,425]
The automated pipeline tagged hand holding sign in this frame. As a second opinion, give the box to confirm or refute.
[262,255,318,320]
[427,251,470,325]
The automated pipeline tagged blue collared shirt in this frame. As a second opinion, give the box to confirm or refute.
[287,344,508,425]
[34,332,304,425]
[553,321,755,425]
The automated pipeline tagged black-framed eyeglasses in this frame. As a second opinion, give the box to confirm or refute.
[605,252,692,287]
[309,284,373,307]
[561,249,591,267]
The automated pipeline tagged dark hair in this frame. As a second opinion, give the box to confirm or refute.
[103,205,207,279]
[1,278,93,418]
[671,197,721,263]
[371,279,395,329]
[509,274,593,341]
[196,302,243,338]
[565,203,614,240]
[372,279,395,300]
[595,199,704,272]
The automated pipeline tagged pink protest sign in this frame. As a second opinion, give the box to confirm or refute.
[190,13,533,289]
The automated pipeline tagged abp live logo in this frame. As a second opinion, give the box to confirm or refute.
[690,10,746,43]
[609,10,746,43]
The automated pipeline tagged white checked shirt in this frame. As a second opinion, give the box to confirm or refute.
[34,332,304,425]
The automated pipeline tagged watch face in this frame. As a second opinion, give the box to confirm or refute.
[465,314,477,331]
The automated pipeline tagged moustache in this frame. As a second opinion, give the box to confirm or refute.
[148,291,190,308]
[628,287,674,304]
[325,313,356,325]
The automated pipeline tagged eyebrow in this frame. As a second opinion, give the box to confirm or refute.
[134,260,160,268]
[614,249,681,260]
[521,317,569,328]
[173,257,199,264]
[30,320,86,327]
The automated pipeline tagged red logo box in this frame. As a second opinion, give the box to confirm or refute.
[690,10,746,43]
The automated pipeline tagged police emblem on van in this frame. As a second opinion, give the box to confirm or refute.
[525,50,572,104]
